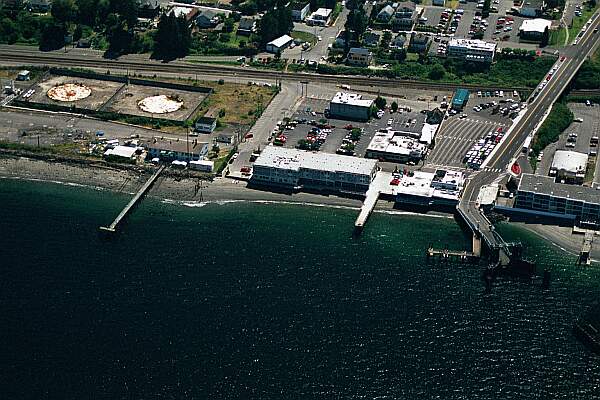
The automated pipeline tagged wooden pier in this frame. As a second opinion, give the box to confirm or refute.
[100,165,165,232]
[426,247,478,262]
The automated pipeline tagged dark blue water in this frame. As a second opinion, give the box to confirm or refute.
[1,179,599,399]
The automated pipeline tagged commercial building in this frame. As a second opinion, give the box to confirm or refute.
[519,18,552,41]
[347,47,373,66]
[515,174,600,227]
[290,2,310,21]
[266,34,294,53]
[394,169,465,207]
[365,130,428,163]
[251,146,378,193]
[452,89,469,110]
[329,92,374,121]
[307,8,332,26]
[194,117,217,133]
[519,0,546,17]
[146,139,209,162]
[447,39,496,63]
[549,150,588,184]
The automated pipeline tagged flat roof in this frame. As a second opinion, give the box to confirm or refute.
[551,150,588,173]
[367,130,427,156]
[518,174,600,205]
[331,92,374,107]
[519,18,552,33]
[448,39,496,52]
[267,34,293,48]
[313,8,332,17]
[104,145,137,159]
[254,146,377,176]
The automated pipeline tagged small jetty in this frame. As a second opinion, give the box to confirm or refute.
[578,232,594,265]
[100,165,165,232]
[355,187,380,230]
[426,247,478,262]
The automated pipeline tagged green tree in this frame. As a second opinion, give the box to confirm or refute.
[375,96,386,110]
[76,0,98,26]
[223,17,235,33]
[153,12,192,60]
[40,23,67,50]
[428,63,446,80]
[391,101,398,112]
[51,0,79,24]
[257,6,293,46]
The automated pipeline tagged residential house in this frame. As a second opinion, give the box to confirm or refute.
[362,31,381,47]
[347,47,373,66]
[216,133,235,144]
[195,117,217,133]
[408,32,430,53]
[290,2,311,21]
[377,5,395,22]
[392,2,417,31]
[391,34,406,48]
[28,0,52,12]
[138,0,161,19]
[238,16,258,36]
[196,9,220,29]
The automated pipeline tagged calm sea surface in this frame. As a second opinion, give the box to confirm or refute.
[1,179,599,399]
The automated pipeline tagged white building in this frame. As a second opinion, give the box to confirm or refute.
[307,8,332,26]
[549,150,588,184]
[519,18,552,41]
[329,92,374,121]
[189,160,214,172]
[146,140,209,162]
[194,117,216,133]
[251,146,378,193]
[365,130,428,163]
[394,169,465,206]
[266,34,294,53]
[103,145,137,162]
[347,47,373,66]
[447,39,497,63]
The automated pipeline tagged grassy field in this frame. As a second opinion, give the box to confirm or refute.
[196,81,276,125]
[291,31,317,45]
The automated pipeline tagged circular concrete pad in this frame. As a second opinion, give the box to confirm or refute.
[137,95,183,114]
[47,83,92,102]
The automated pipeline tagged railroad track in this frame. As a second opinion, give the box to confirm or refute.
[0,50,528,92]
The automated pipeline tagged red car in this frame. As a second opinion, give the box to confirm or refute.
[560,56,566,62]
[245,133,254,139]
[344,124,353,130]
[390,178,400,186]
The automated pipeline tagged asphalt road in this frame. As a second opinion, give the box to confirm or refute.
[458,9,600,252]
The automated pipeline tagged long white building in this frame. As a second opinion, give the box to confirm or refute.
[447,39,497,63]
[251,146,378,193]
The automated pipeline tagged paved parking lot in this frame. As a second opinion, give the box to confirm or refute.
[282,97,435,164]
[427,116,509,169]
[535,103,600,184]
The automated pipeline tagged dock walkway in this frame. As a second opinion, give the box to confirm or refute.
[100,165,165,232]
[355,172,393,229]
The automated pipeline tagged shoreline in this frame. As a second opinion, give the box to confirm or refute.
[1,155,597,262]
